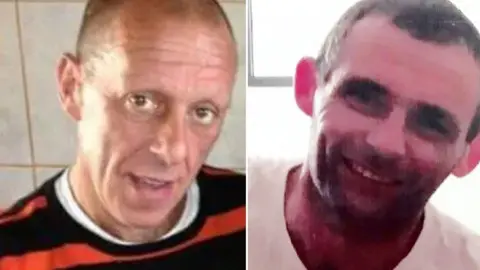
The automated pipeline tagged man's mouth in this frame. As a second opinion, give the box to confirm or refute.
[128,173,174,190]
[342,157,401,186]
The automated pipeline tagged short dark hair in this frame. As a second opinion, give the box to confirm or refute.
[75,0,235,78]
[315,0,480,142]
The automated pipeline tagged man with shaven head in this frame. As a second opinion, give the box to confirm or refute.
[0,0,245,269]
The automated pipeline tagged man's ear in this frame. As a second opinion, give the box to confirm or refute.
[452,137,480,177]
[294,57,317,116]
[56,53,83,121]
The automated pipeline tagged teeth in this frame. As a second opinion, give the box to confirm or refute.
[351,163,385,182]
[138,177,168,188]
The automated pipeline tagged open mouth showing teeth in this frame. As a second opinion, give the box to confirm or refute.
[343,158,396,185]
[130,174,171,189]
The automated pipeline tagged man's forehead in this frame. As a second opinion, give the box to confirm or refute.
[78,0,237,71]
[83,21,236,104]
[110,18,235,63]
[85,19,236,76]
[341,15,479,68]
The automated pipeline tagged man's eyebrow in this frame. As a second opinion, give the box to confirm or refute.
[195,96,231,111]
[340,76,390,95]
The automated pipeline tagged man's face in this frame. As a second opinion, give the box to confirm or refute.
[74,19,236,228]
[307,16,480,238]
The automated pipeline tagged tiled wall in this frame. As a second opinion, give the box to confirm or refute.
[0,0,245,207]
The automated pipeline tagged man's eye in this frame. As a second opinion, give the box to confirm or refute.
[340,79,390,117]
[192,107,217,125]
[407,106,457,142]
[345,88,377,104]
[125,92,158,115]
[417,114,448,134]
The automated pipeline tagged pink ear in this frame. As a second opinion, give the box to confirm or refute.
[467,136,480,171]
[294,57,317,116]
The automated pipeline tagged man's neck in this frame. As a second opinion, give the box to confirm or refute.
[284,166,423,270]
[69,161,186,244]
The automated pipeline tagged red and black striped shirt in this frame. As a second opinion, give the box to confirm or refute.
[0,165,245,270]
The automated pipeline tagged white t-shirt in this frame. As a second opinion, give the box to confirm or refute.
[55,169,200,245]
[248,158,480,270]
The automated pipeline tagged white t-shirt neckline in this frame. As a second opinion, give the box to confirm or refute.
[54,169,200,245]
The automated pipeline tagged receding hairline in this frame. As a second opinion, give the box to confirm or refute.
[315,0,480,78]
[75,0,236,65]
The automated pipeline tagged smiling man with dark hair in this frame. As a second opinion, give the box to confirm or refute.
[249,0,480,269]
[0,0,245,269]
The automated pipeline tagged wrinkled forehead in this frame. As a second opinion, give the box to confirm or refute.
[98,17,236,66]
[335,15,480,129]
[85,18,237,83]
[82,19,236,108]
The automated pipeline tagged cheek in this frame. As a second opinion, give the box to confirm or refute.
[79,105,111,157]
[82,107,150,177]
[80,91,130,153]
[187,125,221,162]
[101,113,147,160]
[118,120,152,147]
[408,135,463,172]
[406,137,440,165]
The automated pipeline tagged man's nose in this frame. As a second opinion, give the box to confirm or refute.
[150,111,188,166]
[365,109,407,157]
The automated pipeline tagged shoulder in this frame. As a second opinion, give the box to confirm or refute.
[198,164,245,215]
[199,164,245,198]
[410,204,480,269]
[248,158,303,270]
[247,157,298,240]
[0,173,61,257]
[200,164,245,184]
[427,204,480,240]
[431,204,480,243]
[248,157,300,199]
[0,191,49,256]
[248,157,300,182]
[196,165,245,251]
